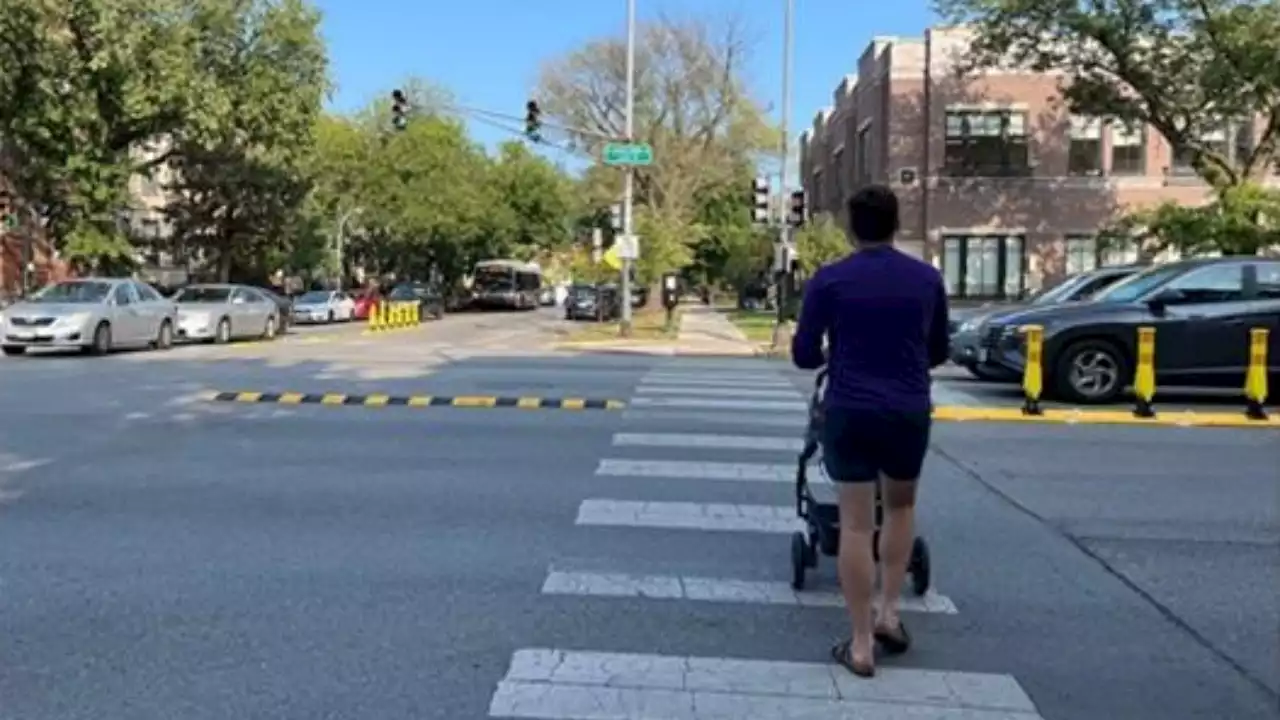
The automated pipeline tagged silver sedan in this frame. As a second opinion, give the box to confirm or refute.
[1,278,178,356]
[173,284,280,343]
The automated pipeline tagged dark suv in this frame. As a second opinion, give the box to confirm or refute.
[387,282,445,320]
[950,265,1141,380]
[981,257,1280,403]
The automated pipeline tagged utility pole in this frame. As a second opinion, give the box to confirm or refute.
[619,0,637,337]
[774,0,795,335]
[335,207,361,293]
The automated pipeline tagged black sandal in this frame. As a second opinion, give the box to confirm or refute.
[831,638,875,678]
[874,619,912,655]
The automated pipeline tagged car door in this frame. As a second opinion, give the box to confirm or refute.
[1244,261,1280,372]
[109,283,145,345]
[228,288,258,337]
[130,281,167,339]
[1150,263,1253,382]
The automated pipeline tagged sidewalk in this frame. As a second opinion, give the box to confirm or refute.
[553,306,766,357]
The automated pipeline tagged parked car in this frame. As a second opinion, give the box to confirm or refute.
[538,286,556,306]
[256,287,294,335]
[173,284,281,343]
[950,265,1141,380]
[292,290,355,324]
[2,278,178,356]
[565,283,622,321]
[352,288,381,320]
[386,282,445,320]
[980,257,1280,404]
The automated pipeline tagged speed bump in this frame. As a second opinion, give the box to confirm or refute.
[206,391,626,410]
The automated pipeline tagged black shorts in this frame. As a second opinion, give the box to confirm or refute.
[820,406,931,483]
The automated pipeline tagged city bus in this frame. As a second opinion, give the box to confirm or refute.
[470,259,543,310]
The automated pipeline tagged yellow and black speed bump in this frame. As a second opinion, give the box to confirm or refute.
[206,391,626,410]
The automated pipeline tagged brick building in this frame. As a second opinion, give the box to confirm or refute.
[798,25,1277,300]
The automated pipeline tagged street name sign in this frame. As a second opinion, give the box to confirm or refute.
[603,143,653,166]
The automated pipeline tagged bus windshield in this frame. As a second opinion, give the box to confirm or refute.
[474,266,514,291]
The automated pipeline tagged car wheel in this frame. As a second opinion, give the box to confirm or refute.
[89,322,112,356]
[1054,338,1129,404]
[154,320,173,350]
[262,315,278,340]
[214,317,231,344]
[2,345,24,356]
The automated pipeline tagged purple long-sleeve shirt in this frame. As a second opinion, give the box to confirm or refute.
[791,246,950,414]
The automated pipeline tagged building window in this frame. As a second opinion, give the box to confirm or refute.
[1067,116,1103,176]
[1110,124,1145,175]
[855,125,871,187]
[944,109,1030,176]
[1172,124,1229,176]
[940,234,1027,299]
[1064,235,1098,274]
[1100,238,1140,266]
[832,148,845,205]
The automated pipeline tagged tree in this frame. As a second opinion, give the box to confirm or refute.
[0,0,196,267]
[488,141,574,257]
[793,213,850,275]
[535,14,777,289]
[164,0,328,282]
[934,0,1280,255]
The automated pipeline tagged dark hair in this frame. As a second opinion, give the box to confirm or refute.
[847,185,900,243]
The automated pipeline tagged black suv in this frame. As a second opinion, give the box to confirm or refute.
[387,282,445,320]
[982,257,1280,403]
[950,265,1141,380]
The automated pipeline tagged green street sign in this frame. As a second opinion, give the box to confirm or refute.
[2,213,16,230]
[603,142,654,166]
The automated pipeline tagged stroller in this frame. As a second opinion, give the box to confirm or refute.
[790,368,932,594]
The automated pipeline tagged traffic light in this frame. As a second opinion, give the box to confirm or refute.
[0,190,14,230]
[788,190,807,227]
[391,89,408,131]
[751,177,770,225]
[525,100,542,142]
[609,202,622,231]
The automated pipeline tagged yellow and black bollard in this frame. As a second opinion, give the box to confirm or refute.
[367,302,383,331]
[1245,328,1269,420]
[410,302,421,325]
[1133,326,1156,418]
[1020,324,1043,415]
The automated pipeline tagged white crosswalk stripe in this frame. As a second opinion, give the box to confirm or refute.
[488,360,1047,719]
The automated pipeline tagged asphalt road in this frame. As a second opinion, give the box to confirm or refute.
[1,330,1277,720]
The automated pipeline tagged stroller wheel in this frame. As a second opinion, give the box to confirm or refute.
[790,532,808,590]
[871,530,881,563]
[909,537,931,596]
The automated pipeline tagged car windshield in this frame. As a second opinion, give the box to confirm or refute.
[297,291,331,304]
[29,280,113,303]
[174,287,231,303]
[387,286,417,300]
[1092,265,1185,302]
[1030,275,1089,305]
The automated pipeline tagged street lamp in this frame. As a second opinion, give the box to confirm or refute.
[335,207,362,292]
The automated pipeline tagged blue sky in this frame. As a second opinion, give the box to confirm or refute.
[313,0,937,185]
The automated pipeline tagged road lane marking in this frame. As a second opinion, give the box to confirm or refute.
[613,433,804,451]
[640,373,793,387]
[629,396,808,412]
[636,386,803,399]
[597,459,793,482]
[488,649,1043,719]
[540,570,958,614]
[576,499,802,534]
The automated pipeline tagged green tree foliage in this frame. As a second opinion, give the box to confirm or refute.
[793,214,850,275]
[0,0,196,267]
[535,14,777,290]
[488,141,574,258]
[165,0,328,282]
[934,0,1280,255]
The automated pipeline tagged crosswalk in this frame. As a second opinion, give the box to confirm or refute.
[488,360,1047,719]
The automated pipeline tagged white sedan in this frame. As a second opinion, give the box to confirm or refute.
[291,290,355,324]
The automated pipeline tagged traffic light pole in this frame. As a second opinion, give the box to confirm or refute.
[774,0,794,339]
[619,0,636,337]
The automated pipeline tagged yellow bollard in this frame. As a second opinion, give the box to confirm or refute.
[1133,326,1156,417]
[410,302,420,325]
[368,302,382,331]
[378,302,389,331]
[1020,325,1043,415]
[1245,328,1269,420]
[392,302,401,327]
